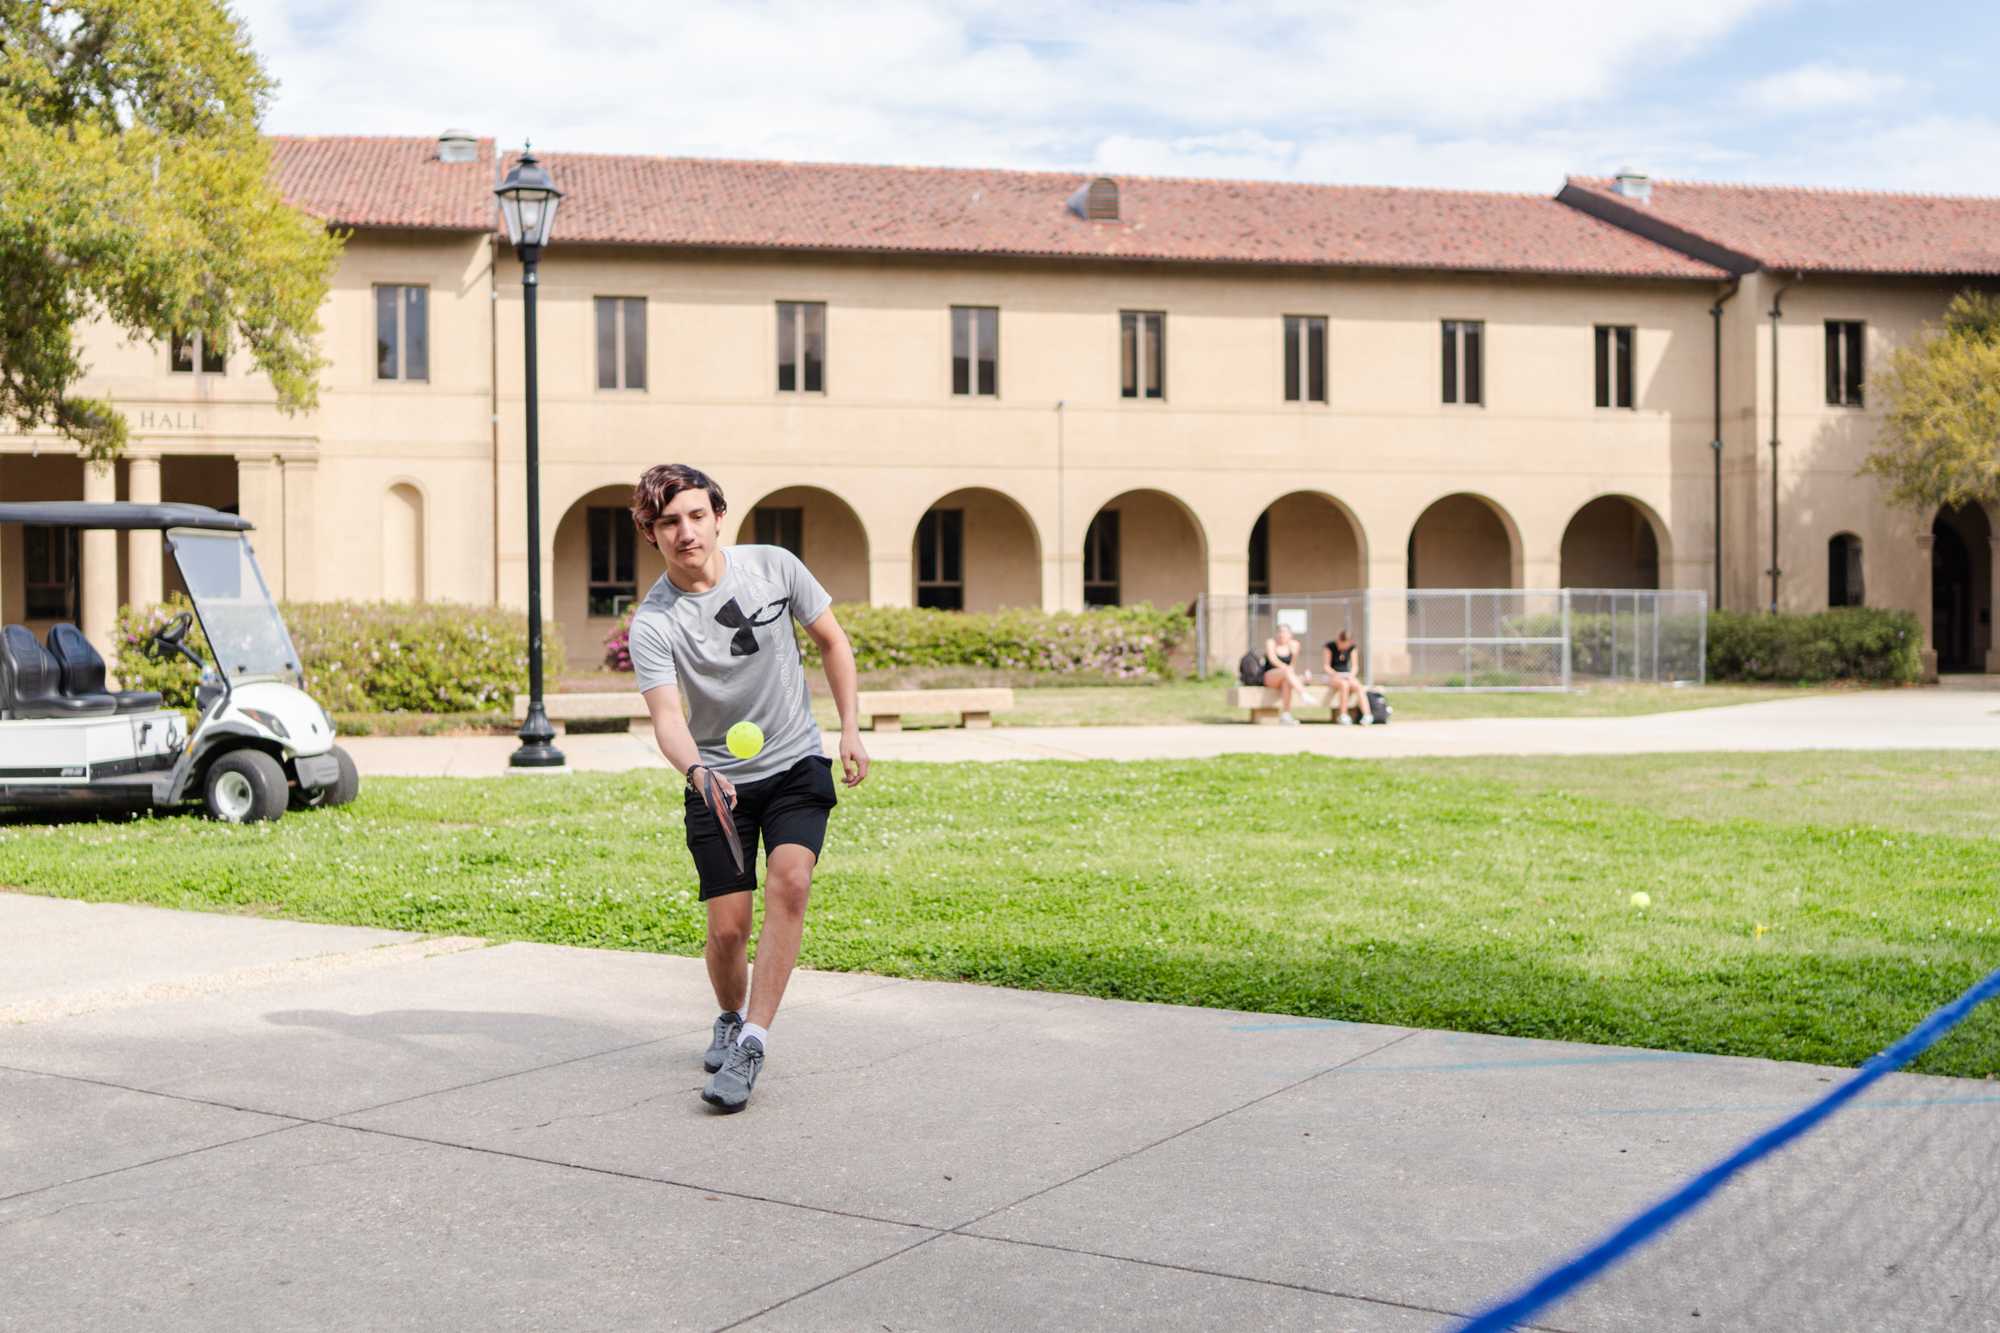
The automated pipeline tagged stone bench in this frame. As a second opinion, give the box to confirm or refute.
[512,692,647,732]
[857,687,1014,732]
[1225,684,1355,724]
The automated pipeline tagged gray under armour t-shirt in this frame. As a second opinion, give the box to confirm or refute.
[627,545,832,783]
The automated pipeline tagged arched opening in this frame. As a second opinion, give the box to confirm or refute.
[1084,489,1207,609]
[1407,493,1519,589]
[912,487,1040,612]
[1559,495,1664,589]
[554,484,667,667]
[739,486,870,605]
[1248,492,1365,595]
[1828,532,1864,607]
[1933,503,1993,673]
[381,483,425,602]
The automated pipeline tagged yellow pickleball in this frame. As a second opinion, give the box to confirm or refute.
[726,721,765,760]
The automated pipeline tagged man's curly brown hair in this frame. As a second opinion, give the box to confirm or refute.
[630,464,727,546]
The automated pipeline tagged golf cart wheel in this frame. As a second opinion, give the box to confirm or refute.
[292,744,360,811]
[203,750,289,824]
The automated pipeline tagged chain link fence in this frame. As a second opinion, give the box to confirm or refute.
[1196,588,1707,690]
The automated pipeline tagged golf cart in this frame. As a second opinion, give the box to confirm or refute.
[0,502,356,822]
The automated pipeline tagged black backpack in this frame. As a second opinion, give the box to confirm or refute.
[1237,652,1266,686]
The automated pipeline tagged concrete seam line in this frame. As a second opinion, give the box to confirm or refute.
[947,1026,1422,1236]
[945,1231,1550,1329]
[318,1119,942,1236]
[0,936,488,1026]
[0,1121,313,1209]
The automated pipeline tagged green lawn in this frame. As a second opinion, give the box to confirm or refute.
[5,750,1996,1077]
[810,678,1825,729]
[336,678,1823,736]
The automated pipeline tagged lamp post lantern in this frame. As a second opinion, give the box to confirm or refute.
[496,148,566,769]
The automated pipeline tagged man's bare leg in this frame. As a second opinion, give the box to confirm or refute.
[705,892,753,1015]
[744,844,816,1029]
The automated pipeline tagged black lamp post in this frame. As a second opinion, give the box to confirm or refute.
[496,148,566,769]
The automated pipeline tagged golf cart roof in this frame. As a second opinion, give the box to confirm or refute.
[0,502,252,532]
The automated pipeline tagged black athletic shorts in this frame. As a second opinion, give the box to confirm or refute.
[684,754,838,900]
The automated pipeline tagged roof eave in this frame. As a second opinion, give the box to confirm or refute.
[488,232,1722,280]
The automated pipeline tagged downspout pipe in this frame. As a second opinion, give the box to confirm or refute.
[1710,278,1739,609]
[1766,274,1802,614]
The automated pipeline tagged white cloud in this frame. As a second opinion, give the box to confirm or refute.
[228,0,1779,181]
[1742,63,1908,114]
[224,1,1987,197]
[1766,114,2000,193]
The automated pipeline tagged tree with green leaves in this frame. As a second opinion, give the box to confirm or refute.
[0,0,339,460]
[1863,290,2000,512]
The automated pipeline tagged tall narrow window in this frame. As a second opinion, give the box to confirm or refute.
[951,306,999,396]
[915,509,964,609]
[23,526,77,620]
[170,331,227,374]
[777,301,826,394]
[1120,311,1165,399]
[1828,533,1865,606]
[1248,512,1271,595]
[1442,319,1483,405]
[587,507,638,616]
[1284,316,1327,403]
[1084,510,1121,606]
[1594,325,1634,408]
[595,297,647,390]
[754,507,804,557]
[1826,321,1864,406]
[375,285,429,381]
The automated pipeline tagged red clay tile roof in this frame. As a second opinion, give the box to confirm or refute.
[265,136,1723,279]
[520,152,1725,278]
[1562,176,2000,276]
[270,135,497,232]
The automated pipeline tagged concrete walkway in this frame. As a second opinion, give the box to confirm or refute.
[343,687,2000,776]
[3,893,1995,1331]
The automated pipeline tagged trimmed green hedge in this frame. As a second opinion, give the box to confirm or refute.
[606,600,1194,680]
[1707,608,1922,683]
[117,597,565,713]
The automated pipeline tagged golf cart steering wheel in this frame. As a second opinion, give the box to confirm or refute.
[152,611,193,652]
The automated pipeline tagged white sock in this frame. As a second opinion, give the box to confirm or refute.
[737,1022,769,1052]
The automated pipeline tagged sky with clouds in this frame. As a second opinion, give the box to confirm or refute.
[232,0,2000,194]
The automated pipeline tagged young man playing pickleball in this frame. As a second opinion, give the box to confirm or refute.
[627,464,869,1113]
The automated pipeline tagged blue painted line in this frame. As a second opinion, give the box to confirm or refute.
[1453,961,2000,1333]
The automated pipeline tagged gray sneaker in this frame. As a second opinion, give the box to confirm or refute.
[703,1011,744,1073]
[702,1037,764,1113]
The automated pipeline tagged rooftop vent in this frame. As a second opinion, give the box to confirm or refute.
[1067,176,1120,222]
[1612,169,1651,203]
[437,129,478,164]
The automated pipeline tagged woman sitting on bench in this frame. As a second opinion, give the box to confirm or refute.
[1261,624,1313,726]
[1322,629,1369,725]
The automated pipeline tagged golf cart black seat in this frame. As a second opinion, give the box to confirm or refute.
[47,624,162,713]
[0,626,116,719]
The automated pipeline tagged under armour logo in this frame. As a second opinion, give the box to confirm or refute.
[714,597,790,656]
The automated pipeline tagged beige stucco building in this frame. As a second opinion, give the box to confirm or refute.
[3,137,1995,677]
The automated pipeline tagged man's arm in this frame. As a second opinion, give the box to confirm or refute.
[804,608,869,787]
[643,683,734,808]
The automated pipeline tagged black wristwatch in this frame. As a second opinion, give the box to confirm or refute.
[685,764,706,793]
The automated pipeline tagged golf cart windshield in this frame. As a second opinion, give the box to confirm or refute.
[168,529,302,683]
